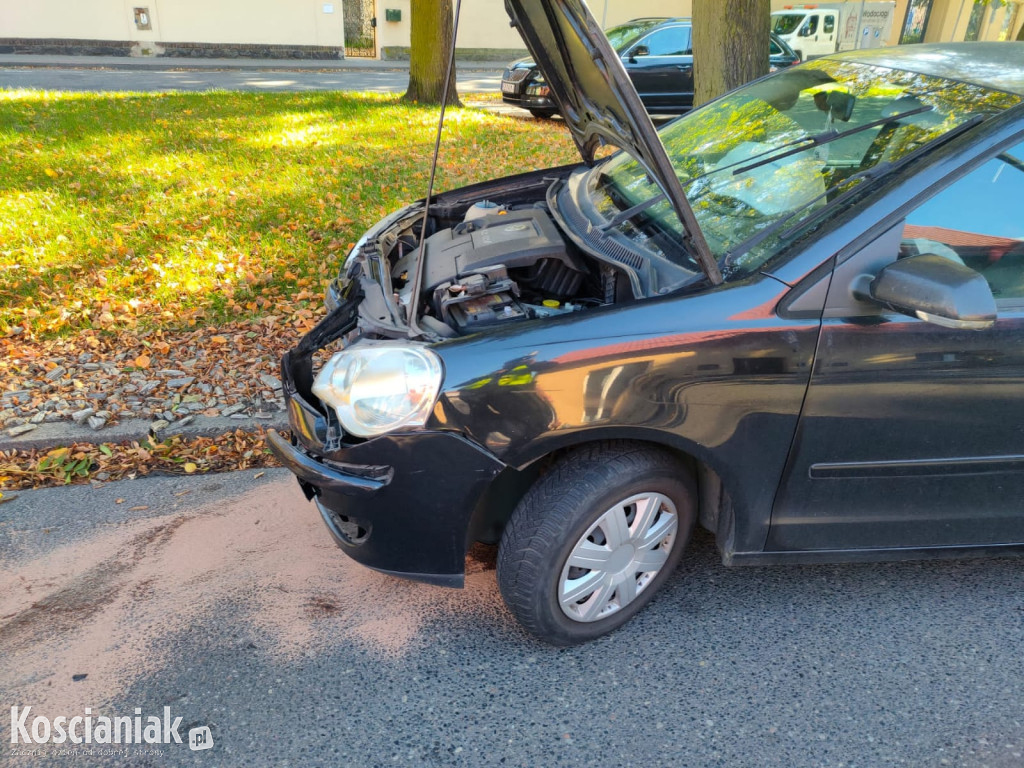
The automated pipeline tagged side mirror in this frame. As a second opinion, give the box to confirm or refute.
[865,253,996,330]
[812,90,856,121]
[799,23,812,37]
[628,45,649,62]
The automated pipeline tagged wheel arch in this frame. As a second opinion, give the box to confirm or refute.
[467,427,735,553]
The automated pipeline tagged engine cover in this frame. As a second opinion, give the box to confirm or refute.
[420,208,580,292]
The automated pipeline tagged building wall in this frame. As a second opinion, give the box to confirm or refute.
[0,0,343,49]
[157,0,343,47]
[0,0,1020,58]
[920,0,1022,42]
[0,0,138,41]
[377,0,693,58]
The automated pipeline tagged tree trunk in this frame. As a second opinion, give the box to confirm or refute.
[693,0,770,108]
[403,0,461,106]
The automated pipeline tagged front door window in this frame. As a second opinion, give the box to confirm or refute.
[635,26,691,57]
[902,142,1024,301]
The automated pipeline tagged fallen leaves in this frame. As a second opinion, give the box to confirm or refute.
[0,90,578,340]
[0,320,290,432]
[0,89,578,487]
[0,428,282,491]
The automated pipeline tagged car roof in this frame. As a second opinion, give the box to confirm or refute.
[831,43,1024,96]
[628,17,791,46]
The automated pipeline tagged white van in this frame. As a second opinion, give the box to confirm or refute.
[771,2,896,60]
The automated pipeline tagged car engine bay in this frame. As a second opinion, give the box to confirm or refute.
[340,174,637,340]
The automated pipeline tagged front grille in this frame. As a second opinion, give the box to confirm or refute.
[503,67,531,83]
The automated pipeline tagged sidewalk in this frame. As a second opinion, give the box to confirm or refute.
[0,53,511,73]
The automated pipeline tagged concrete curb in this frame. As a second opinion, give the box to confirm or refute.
[0,413,289,453]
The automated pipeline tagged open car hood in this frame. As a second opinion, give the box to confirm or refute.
[504,0,721,282]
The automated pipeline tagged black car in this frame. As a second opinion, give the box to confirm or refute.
[501,16,800,118]
[270,0,1024,646]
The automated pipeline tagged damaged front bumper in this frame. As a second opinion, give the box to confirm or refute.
[266,299,506,587]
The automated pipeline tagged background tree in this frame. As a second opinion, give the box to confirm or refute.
[403,0,461,106]
[692,0,770,108]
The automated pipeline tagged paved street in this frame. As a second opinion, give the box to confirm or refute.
[3,469,1024,767]
[0,61,503,94]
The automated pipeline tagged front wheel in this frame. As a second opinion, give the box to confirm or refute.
[497,442,696,646]
[528,108,556,119]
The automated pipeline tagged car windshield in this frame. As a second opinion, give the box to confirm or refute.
[771,14,804,35]
[589,58,1021,281]
[605,18,667,52]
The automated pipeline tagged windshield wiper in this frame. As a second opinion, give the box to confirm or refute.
[598,190,667,231]
[729,105,933,178]
[999,151,1024,175]
[720,113,984,272]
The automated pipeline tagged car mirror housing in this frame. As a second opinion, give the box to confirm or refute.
[629,45,649,61]
[813,90,856,122]
[867,253,997,330]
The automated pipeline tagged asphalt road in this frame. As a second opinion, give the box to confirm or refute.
[3,469,1024,767]
[0,67,503,94]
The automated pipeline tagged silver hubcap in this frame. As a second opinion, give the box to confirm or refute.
[558,492,678,623]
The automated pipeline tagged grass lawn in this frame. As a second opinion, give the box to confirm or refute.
[0,89,578,338]
[0,88,581,490]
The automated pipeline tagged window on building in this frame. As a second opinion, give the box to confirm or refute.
[964,2,987,41]
[899,0,933,44]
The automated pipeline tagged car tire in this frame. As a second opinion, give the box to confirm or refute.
[528,108,556,119]
[497,441,695,646]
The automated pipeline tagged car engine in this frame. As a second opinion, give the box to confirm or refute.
[419,206,590,333]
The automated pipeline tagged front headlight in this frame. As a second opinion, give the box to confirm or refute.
[311,342,443,438]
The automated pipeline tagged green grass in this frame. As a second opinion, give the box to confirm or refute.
[0,89,578,336]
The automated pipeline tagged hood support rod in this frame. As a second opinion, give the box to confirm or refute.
[407,0,463,341]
